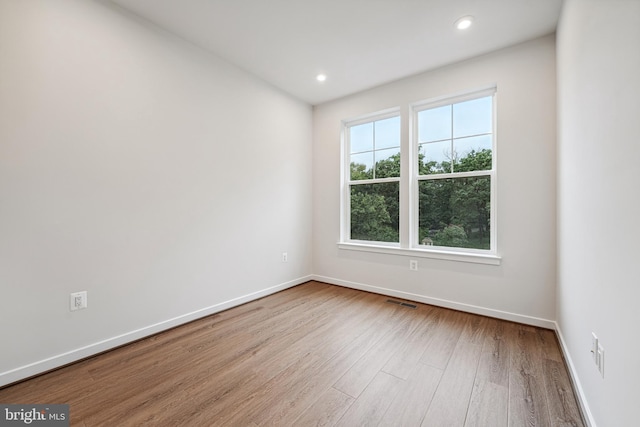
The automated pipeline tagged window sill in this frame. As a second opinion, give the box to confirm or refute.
[337,242,501,265]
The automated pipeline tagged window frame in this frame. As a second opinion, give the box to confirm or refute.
[411,87,497,255]
[339,87,501,265]
[341,108,402,247]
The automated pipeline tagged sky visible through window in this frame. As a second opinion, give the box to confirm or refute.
[418,96,492,169]
[350,116,400,179]
[346,94,493,248]
[349,97,492,176]
[416,95,493,250]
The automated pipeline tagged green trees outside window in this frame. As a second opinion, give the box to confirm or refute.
[348,115,401,242]
[349,149,491,249]
[350,181,399,242]
[344,88,495,253]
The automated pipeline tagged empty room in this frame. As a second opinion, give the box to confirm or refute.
[0,0,638,426]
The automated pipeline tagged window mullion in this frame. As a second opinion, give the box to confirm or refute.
[399,104,410,249]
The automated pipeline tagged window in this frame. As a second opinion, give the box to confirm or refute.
[414,90,495,252]
[344,112,401,243]
[341,87,498,264]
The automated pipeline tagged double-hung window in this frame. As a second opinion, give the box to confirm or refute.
[413,88,495,252]
[344,111,401,244]
[341,87,497,264]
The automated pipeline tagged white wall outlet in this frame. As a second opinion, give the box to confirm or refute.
[597,343,605,377]
[70,291,87,311]
[282,252,288,262]
[591,332,598,363]
[409,260,418,271]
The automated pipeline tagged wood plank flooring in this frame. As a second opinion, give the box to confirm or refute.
[0,281,585,426]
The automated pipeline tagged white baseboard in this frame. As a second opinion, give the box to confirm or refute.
[553,322,596,427]
[0,275,312,388]
[312,274,556,329]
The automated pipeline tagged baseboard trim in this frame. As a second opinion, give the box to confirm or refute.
[0,275,312,388]
[553,322,597,427]
[312,275,556,329]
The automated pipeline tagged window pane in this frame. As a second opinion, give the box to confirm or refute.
[375,116,400,149]
[350,152,374,180]
[351,182,399,243]
[453,96,492,138]
[418,141,453,175]
[375,147,401,178]
[453,135,492,172]
[418,176,490,249]
[350,122,373,153]
[418,105,451,142]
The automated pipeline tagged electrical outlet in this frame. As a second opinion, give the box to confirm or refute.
[70,291,87,311]
[409,260,418,271]
[282,252,288,262]
[597,343,605,377]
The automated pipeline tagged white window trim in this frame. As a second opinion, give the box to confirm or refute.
[339,86,501,266]
[337,241,501,265]
[340,107,401,245]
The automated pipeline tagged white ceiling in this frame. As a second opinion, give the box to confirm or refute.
[109,0,563,105]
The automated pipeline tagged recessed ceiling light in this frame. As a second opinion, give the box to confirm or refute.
[316,74,327,82]
[455,16,474,30]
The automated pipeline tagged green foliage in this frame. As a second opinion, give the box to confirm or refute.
[349,148,491,249]
[418,175,490,250]
[374,153,401,178]
[417,148,491,250]
[433,225,468,247]
[455,149,492,172]
[350,183,399,242]
[351,192,390,232]
[419,160,444,175]
[350,162,373,180]
[349,154,400,243]
[350,152,400,180]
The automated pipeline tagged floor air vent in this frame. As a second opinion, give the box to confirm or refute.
[386,299,417,309]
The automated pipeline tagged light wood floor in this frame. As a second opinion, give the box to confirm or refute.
[0,281,584,426]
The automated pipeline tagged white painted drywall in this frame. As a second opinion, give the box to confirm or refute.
[313,35,557,325]
[557,1,640,425]
[0,0,312,385]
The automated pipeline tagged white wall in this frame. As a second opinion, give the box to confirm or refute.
[557,1,640,426]
[313,35,557,326]
[0,0,312,386]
